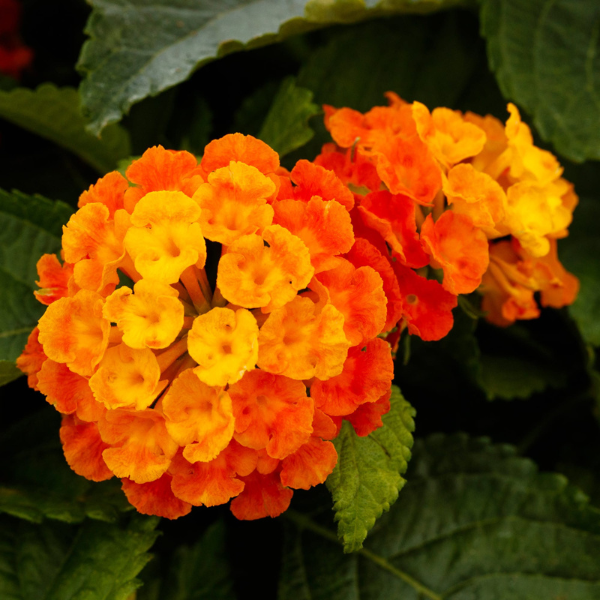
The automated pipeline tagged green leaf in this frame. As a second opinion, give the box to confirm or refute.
[0,188,73,370]
[146,520,236,600]
[478,354,567,400]
[282,434,600,598]
[326,385,415,552]
[0,361,21,386]
[480,0,600,162]
[560,197,600,346]
[0,84,131,173]
[77,0,473,135]
[257,77,319,157]
[0,513,159,600]
[0,408,131,524]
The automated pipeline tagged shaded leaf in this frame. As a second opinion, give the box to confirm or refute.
[154,520,236,600]
[77,0,473,134]
[0,408,131,524]
[0,513,159,600]
[0,188,73,369]
[0,361,21,386]
[480,0,600,162]
[0,84,131,174]
[326,385,415,552]
[282,434,600,598]
[560,197,600,346]
[258,77,319,157]
[479,354,567,400]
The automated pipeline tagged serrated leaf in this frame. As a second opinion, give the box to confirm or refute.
[480,0,600,162]
[560,197,600,346]
[326,385,415,552]
[0,84,131,174]
[0,188,73,373]
[0,408,131,524]
[0,513,159,600]
[77,0,472,135]
[257,77,319,157]
[282,434,600,599]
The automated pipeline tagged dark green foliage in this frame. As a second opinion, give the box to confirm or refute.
[481,0,600,162]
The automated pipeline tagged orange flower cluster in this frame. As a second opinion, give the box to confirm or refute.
[18,136,395,520]
[0,0,33,79]
[318,93,578,330]
[17,93,578,521]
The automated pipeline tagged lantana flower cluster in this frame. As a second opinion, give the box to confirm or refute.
[17,93,578,521]
[318,93,578,330]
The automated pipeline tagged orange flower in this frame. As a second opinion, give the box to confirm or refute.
[272,197,355,273]
[314,259,387,346]
[124,146,205,212]
[37,290,110,377]
[443,164,507,236]
[62,203,129,293]
[371,134,442,206]
[79,171,129,217]
[257,296,351,380]
[312,338,393,416]
[170,441,257,507]
[280,437,337,490]
[162,369,234,463]
[538,239,579,308]
[357,190,429,268]
[15,327,46,389]
[89,343,164,410]
[412,102,486,167]
[99,408,179,483]
[230,370,313,459]
[229,470,293,520]
[37,359,105,422]
[345,388,391,437]
[201,133,280,177]
[60,415,113,482]
[216,226,314,312]
[314,143,381,193]
[103,279,184,350]
[124,191,206,283]
[345,238,403,333]
[420,212,489,295]
[122,474,192,519]
[194,161,276,245]
[187,307,258,386]
[34,254,73,306]
[392,261,458,341]
[288,160,355,211]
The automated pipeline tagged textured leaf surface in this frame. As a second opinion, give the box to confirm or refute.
[0,84,131,173]
[0,408,130,524]
[326,385,415,552]
[258,77,319,157]
[480,0,600,161]
[77,0,471,134]
[282,434,600,598]
[560,198,600,346]
[0,188,73,371]
[0,513,159,600]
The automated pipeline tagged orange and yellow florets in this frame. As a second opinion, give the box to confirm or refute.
[17,95,578,520]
